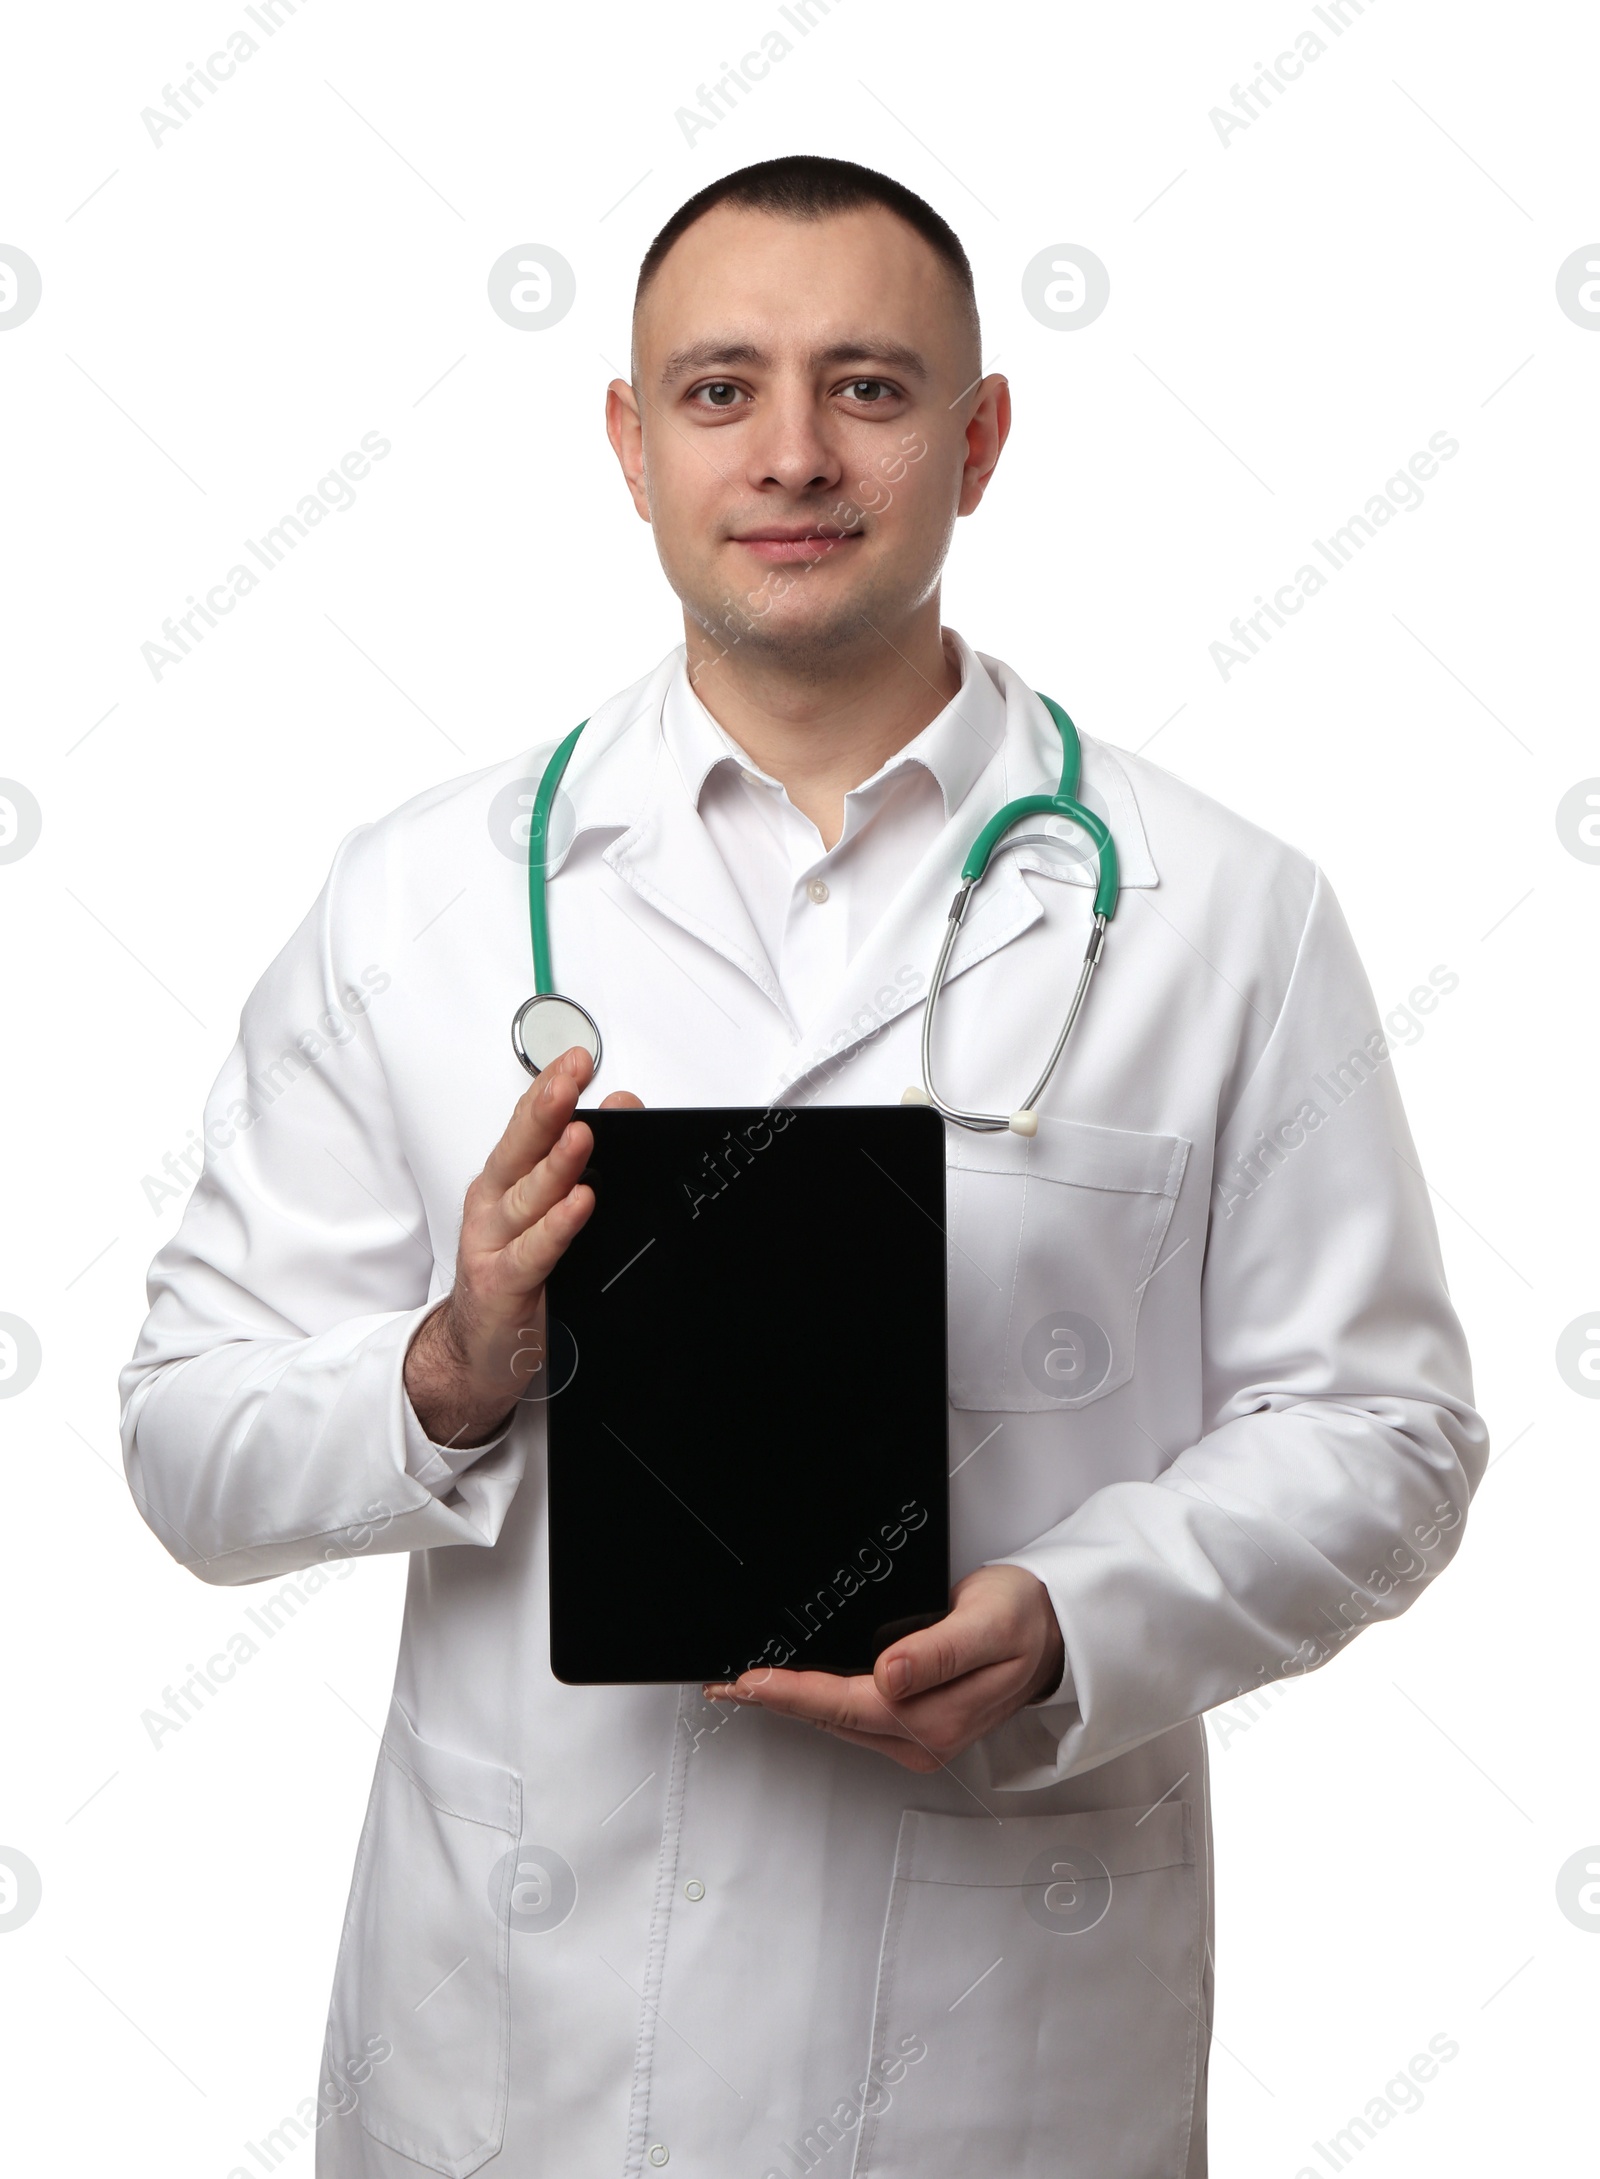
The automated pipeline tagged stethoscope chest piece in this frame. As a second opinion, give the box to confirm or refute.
[511,992,603,1078]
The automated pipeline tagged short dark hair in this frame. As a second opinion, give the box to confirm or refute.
[635,154,978,348]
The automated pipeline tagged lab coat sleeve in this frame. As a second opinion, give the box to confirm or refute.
[401,1388,513,1494]
[119,828,526,1586]
[985,866,1488,1790]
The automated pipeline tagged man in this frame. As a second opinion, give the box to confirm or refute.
[121,157,1485,2178]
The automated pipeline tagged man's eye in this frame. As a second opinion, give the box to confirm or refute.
[844,379,892,402]
[694,382,743,408]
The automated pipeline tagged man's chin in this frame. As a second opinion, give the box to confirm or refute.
[704,602,886,670]
[688,566,909,660]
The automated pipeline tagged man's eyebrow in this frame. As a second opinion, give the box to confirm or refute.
[813,339,929,381]
[656,336,931,385]
[658,339,769,384]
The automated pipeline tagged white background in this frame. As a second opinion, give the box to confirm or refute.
[1,2,1595,2172]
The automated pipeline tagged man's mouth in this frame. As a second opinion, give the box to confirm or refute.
[729,525,865,566]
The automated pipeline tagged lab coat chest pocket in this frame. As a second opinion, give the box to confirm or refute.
[325,1699,522,2179]
[852,1804,1201,2179]
[945,1116,1190,1412]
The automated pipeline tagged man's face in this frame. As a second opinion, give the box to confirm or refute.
[609,204,1006,671]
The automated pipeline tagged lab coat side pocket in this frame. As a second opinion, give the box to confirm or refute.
[326,1698,522,2179]
[850,1803,1201,2179]
[946,1117,1191,1413]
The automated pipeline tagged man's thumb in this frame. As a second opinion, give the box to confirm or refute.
[874,1613,975,1703]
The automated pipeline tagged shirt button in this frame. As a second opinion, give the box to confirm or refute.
[683,1879,705,1901]
[806,878,830,904]
[648,2147,670,2167]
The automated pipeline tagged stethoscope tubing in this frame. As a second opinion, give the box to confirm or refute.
[919,890,1108,1132]
[515,688,1119,1126]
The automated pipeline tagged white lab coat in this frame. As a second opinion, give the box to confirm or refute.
[120,645,1486,2179]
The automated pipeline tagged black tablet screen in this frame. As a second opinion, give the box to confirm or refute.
[544,1104,950,1684]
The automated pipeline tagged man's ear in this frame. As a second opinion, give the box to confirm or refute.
[957,373,1011,518]
[605,379,651,522]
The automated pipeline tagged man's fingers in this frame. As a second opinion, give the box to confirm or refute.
[717,1664,1011,1766]
[479,1047,592,1200]
[702,1677,940,1770]
[498,1172,598,1290]
[812,1721,944,1772]
[703,1572,1063,1773]
[495,1088,645,1248]
[874,1592,1008,1703]
[493,1116,595,1245]
[497,1089,646,1265]
[711,1652,1037,1768]
[481,1064,645,1254]
[720,1669,912,1739]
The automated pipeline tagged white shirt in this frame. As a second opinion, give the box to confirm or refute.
[660,628,1007,1031]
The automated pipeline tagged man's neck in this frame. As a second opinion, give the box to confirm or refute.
[683,600,959,851]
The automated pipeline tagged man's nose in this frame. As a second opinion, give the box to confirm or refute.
[745,395,844,497]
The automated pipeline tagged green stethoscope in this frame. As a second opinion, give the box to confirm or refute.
[511,692,1119,1138]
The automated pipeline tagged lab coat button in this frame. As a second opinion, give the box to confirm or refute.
[648,2146,670,2166]
[684,1879,705,1900]
[806,878,830,904]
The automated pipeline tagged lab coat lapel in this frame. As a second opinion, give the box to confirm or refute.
[774,659,1163,1099]
[774,810,1049,1098]
[546,659,788,1023]
[604,775,788,1021]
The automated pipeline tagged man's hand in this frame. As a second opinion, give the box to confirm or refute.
[703,1564,1065,1772]
[404,1046,643,1448]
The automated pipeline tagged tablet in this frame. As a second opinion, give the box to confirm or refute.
[544,1104,950,1685]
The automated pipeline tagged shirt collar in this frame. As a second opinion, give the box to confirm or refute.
[527,637,1159,891]
[659,627,1008,826]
